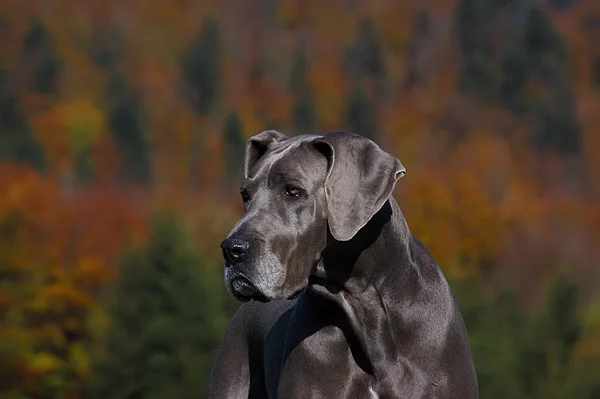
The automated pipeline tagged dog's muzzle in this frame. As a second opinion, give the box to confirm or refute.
[226,269,269,302]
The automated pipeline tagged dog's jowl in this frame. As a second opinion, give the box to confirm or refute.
[207,131,478,399]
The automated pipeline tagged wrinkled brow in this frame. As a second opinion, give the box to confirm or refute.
[270,170,307,187]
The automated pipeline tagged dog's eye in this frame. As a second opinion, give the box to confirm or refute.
[284,185,302,198]
[240,189,250,203]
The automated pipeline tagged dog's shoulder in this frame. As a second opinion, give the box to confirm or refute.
[408,235,445,281]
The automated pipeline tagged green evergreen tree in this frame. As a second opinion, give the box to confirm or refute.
[345,84,376,140]
[0,59,45,167]
[455,0,498,99]
[593,57,600,89]
[20,21,61,94]
[545,277,581,380]
[525,8,579,156]
[450,272,592,399]
[91,27,122,70]
[405,9,431,89]
[459,54,499,100]
[183,17,220,115]
[456,1,580,155]
[499,46,530,113]
[223,112,246,180]
[502,7,580,155]
[468,287,530,399]
[523,7,568,77]
[500,5,568,102]
[89,212,230,398]
[534,97,580,156]
[289,40,316,133]
[107,72,152,184]
[348,19,385,79]
[455,0,487,59]
[513,275,583,398]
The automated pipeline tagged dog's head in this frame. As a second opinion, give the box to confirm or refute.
[220,130,406,302]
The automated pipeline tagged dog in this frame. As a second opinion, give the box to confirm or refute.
[207,130,478,398]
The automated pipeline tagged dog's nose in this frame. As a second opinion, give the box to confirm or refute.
[221,238,250,265]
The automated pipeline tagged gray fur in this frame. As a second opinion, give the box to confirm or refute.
[209,131,478,399]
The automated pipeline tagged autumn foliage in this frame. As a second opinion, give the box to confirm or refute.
[0,0,599,397]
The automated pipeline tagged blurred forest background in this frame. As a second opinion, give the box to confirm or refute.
[0,0,599,398]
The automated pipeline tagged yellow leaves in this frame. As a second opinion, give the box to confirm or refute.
[68,343,90,378]
[0,326,31,371]
[28,352,64,376]
[86,306,111,340]
[572,295,600,362]
[0,164,144,397]
[63,101,105,153]
[33,100,106,174]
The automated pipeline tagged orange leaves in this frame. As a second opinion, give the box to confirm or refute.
[74,257,118,290]
[377,2,418,53]
[0,164,147,278]
[238,97,267,137]
[0,289,13,311]
[41,285,94,312]
[259,77,294,130]
[0,167,145,279]
[311,62,349,130]
[33,107,71,173]
[33,100,106,176]
[0,164,54,213]
[276,0,306,29]
[0,164,148,397]
[89,134,121,183]
[152,103,198,188]
[190,129,224,190]
[0,1,598,395]
[398,130,538,279]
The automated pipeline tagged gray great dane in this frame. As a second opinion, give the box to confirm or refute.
[207,131,478,398]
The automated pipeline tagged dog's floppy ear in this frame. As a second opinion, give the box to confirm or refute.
[244,130,288,178]
[313,132,406,241]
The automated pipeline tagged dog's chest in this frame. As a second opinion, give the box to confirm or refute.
[264,324,372,398]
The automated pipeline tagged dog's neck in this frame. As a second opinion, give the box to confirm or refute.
[312,197,414,289]
[310,197,418,389]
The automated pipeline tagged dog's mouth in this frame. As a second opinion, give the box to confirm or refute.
[229,274,269,303]
[227,269,307,303]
